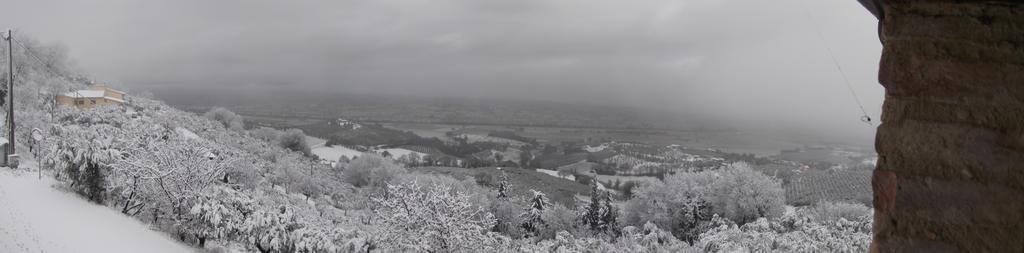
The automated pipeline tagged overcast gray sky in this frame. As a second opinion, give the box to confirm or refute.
[4,0,883,145]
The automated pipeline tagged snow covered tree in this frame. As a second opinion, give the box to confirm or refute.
[519,190,549,238]
[537,203,578,240]
[372,182,499,252]
[623,162,783,242]
[111,135,239,225]
[342,154,406,188]
[283,226,340,253]
[581,182,618,236]
[600,191,619,235]
[496,173,511,200]
[178,187,254,248]
[204,107,244,131]
[277,128,311,156]
[242,206,296,252]
[407,152,421,166]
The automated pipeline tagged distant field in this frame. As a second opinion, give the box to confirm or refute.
[411,167,591,207]
[774,149,859,165]
[537,153,590,169]
[245,114,812,157]
[785,169,872,206]
[594,174,660,187]
[382,123,799,156]
[381,123,454,139]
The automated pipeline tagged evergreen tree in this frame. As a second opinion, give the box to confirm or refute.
[600,191,619,236]
[497,173,511,199]
[520,190,549,237]
[581,182,619,235]
[583,183,604,231]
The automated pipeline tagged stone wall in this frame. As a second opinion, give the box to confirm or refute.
[872,1,1024,252]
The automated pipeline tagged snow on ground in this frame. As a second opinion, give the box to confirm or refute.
[305,135,328,149]
[0,169,195,253]
[305,135,364,162]
[584,144,608,152]
[174,127,200,140]
[313,145,364,162]
[537,169,576,182]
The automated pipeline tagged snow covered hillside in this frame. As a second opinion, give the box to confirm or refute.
[0,169,194,253]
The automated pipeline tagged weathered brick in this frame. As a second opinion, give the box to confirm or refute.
[880,97,1024,131]
[884,2,1024,44]
[876,120,1024,188]
[892,177,1024,225]
[873,1,1024,252]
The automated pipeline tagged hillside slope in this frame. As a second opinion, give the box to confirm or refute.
[0,169,194,253]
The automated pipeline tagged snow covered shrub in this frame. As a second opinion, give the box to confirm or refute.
[55,104,130,127]
[492,197,527,239]
[623,186,712,243]
[614,222,696,252]
[524,225,697,253]
[242,206,302,252]
[474,171,497,187]
[277,128,312,156]
[372,182,499,252]
[625,162,784,241]
[805,201,872,224]
[268,160,326,200]
[342,154,406,188]
[223,163,261,190]
[178,187,255,248]
[538,202,578,240]
[204,107,245,131]
[44,124,125,203]
[250,127,281,142]
[697,206,872,253]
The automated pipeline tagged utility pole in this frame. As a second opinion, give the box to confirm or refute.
[4,29,13,163]
[1,29,10,166]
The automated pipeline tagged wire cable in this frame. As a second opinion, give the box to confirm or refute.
[12,37,82,85]
[800,2,874,125]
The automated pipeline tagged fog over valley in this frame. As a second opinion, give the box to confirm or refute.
[4,0,883,147]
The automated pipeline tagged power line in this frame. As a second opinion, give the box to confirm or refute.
[11,37,83,85]
[800,1,873,126]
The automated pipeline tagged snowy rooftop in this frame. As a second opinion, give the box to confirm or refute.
[61,90,125,103]
[63,90,105,98]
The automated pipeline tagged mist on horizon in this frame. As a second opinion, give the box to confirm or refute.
[2,0,884,147]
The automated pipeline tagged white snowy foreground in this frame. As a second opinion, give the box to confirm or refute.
[0,169,195,253]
